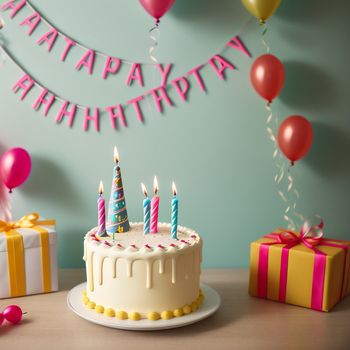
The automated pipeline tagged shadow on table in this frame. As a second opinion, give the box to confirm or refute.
[142,279,251,336]
[0,318,33,335]
[139,279,350,336]
[333,297,350,313]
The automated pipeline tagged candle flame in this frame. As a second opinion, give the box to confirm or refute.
[98,181,104,195]
[141,183,148,197]
[113,146,119,164]
[153,176,159,195]
[172,181,177,196]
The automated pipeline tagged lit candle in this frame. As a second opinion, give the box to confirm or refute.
[171,182,178,239]
[106,146,130,239]
[150,176,160,234]
[141,183,151,235]
[97,181,107,237]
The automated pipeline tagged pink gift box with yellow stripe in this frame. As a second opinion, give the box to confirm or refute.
[0,213,58,298]
[249,227,350,311]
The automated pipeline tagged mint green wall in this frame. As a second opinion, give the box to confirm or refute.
[1,1,349,268]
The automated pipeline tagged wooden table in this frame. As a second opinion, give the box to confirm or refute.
[1,269,349,350]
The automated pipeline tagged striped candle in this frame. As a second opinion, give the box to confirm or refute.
[141,183,151,234]
[150,176,160,234]
[97,181,107,237]
[171,182,178,239]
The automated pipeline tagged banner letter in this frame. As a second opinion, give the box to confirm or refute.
[226,36,251,58]
[75,49,95,75]
[55,101,77,128]
[102,57,121,79]
[32,88,55,116]
[150,87,173,113]
[20,12,41,36]
[126,64,144,87]
[186,65,206,93]
[157,64,172,86]
[83,107,100,132]
[208,55,235,80]
[12,74,35,100]
[36,28,58,52]
[126,96,144,122]
[172,77,190,102]
[1,0,26,18]
[61,37,76,62]
[105,104,127,128]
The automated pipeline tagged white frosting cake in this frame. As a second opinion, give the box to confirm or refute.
[82,223,203,320]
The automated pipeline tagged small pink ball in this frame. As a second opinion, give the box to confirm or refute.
[0,313,4,326]
[3,305,23,324]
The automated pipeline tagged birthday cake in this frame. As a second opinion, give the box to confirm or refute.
[82,148,203,321]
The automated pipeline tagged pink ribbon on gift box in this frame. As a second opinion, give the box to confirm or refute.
[257,218,349,311]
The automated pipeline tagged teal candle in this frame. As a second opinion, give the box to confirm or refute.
[141,183,151,234]
[171,182,178,239]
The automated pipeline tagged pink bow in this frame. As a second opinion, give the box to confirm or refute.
[267,217,324,250]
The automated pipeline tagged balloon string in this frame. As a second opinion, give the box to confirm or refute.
[149,24,160,64]
[265,102,296,230]
[144,24,161,120]
[2,191,12,222]
[287,165,305,225]
[5,193,12,221]
[261,22,270,54]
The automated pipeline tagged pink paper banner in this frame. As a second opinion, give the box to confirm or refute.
[5,29,252,132]
[1,0,253,132]
[2,0,252,87]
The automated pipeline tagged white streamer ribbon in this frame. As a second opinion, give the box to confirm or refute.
[261,22,270,54]
[265,102,295,230]
[262,22,305,229]
[149,24,160,64]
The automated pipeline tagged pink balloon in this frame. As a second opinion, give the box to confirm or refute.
[3,305,23,324]
[0,147,32,192]
[139,0,176,23]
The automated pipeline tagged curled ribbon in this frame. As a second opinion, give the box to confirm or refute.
[149,24,160,64]
[265,102,297,230]
[269,217,324,249]
[0,212,55,232]
[261,22,270,53]
[262,24,305,230]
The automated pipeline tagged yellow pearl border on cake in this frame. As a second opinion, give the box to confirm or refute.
[81,289,205,321]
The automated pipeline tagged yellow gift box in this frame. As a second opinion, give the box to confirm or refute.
[0,213,58,298]
[249,228,350,311]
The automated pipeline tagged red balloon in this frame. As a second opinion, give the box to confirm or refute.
[250,54,285,103]
[277,115,313,165]
[139,0,176,23]
[0,147,32,192]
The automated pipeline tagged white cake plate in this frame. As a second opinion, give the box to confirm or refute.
[67,282,221,331]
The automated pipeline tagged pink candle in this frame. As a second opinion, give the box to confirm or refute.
[97,181,106,236]
[150,176,160,233]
